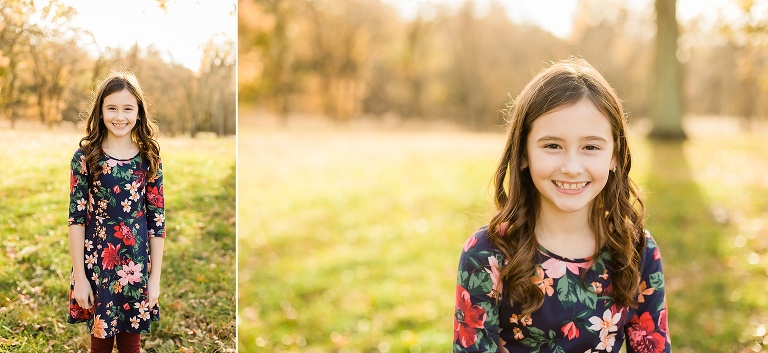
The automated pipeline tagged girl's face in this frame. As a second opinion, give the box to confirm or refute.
[102,89,139,140]
[524,98,615,216]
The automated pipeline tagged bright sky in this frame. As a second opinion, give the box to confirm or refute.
[387,0,738,38]
[62,0,236,72]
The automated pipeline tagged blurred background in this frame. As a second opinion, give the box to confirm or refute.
[0,0,236,352]
[0,0,236,136]
[238,0,768,352]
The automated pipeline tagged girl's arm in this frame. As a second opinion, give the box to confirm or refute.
[145,158,166,308]
[624,232,670,352]
[454,229,502,353]
[68,224,93,309]
[148,237,165,308]
[68,151,93,309]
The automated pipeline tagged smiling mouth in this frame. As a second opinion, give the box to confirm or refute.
[112,123,129,128]
[553,181,589,190]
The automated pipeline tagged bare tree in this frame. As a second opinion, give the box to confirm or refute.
[649,0,686,140]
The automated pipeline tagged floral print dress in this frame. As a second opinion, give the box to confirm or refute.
[68,148,165,338]
[454,227,670,353]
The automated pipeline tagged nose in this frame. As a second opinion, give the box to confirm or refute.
[560,152,584,175]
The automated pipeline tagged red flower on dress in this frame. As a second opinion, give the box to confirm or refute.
[454,284,487,348]
[69,299,92,320]
[561,321,579,340]
[626,312,666,353]
[70,171,78,193]
[146,186,164,208]
[113,185,121,194]
[101,243,122,270]
[114,222,136,246]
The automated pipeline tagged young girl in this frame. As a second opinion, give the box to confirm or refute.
[454,59,669,353]
[68,71,165,353]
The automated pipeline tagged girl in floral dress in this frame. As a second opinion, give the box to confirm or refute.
[454,58,670,353]
[68,71,165,353]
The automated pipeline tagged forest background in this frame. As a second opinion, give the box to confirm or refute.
[238,0,768,352]
[0,0,236,136]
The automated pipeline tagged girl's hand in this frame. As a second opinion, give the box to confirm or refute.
[148,277,161,308]
[73,276,94,309]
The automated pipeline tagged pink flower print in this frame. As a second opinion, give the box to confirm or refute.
[463,236,478,252]
[113,185,121,194]
[485,256,503,299]
[117,261,143,286]
[653,248,661,260]
[541,258,588,279]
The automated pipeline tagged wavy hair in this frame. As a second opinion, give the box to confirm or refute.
[489,58,646,314]
[79,71,160,179]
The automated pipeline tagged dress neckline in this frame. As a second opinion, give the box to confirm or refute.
[103,150,140,161]
[536,245,594,263]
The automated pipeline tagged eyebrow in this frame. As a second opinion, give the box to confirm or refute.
[536,136,609,143]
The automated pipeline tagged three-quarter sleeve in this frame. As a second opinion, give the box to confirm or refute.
[145,158,165,238]
[625,232,671,352]
[68,149,88,226]
[454,229,503,353]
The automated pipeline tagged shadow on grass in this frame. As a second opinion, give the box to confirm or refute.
[645,141,742,352]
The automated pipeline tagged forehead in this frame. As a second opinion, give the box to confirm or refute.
[103,89,138,105]
[528,99,613,141]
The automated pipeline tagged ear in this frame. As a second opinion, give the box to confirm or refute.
[610,158,617,172]
[520,159,528,171]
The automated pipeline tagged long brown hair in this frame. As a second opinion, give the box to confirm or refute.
[489,58,646,314]
[79,71,161,179]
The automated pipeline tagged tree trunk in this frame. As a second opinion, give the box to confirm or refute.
[650,0,686,140]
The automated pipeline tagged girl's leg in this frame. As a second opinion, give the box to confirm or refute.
[90,335,115,353]
[115,332,141,353]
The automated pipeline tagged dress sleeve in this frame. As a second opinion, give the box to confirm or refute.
[145,158,165,238]
[625,231,671,352]
[68,149,88,226]
[454,230,502,353]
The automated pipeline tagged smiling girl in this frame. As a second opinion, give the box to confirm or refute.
[454,59,669,353]
[68,71,165,353]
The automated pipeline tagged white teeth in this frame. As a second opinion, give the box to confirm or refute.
[554,181,588,190]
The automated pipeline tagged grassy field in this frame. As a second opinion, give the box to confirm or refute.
[237,118,768,353]
[0,127,236,352]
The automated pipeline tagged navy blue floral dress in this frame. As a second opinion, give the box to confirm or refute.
[454,226,670,353]
[67,148,165,338]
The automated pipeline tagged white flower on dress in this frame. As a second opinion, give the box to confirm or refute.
[129,191,140,202]
[121,199,132,212]
[130,316,140,329]
[85,253,97,269]
[596,332,617,352]
[588,308,621,339]
[76,198,87,211]
[85,239,93,252]
[154,213,165,227]
[139,311,150,320]
[135,300,149,314]
[125,181,140,193]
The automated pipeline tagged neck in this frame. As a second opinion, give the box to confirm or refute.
[103,135,135,150]
[534,203,596,259]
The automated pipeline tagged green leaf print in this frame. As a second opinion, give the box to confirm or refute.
[650,271,665,290]
[468,271,489,292]
[556,275,577,309]
[520,338,538,348]
[576,283,597,310]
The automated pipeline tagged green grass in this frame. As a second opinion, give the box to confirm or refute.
[0,128,236,352]
[237,122,768,353]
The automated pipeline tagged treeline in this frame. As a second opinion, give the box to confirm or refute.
[240,0,768,130]
[0,0,235,136]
